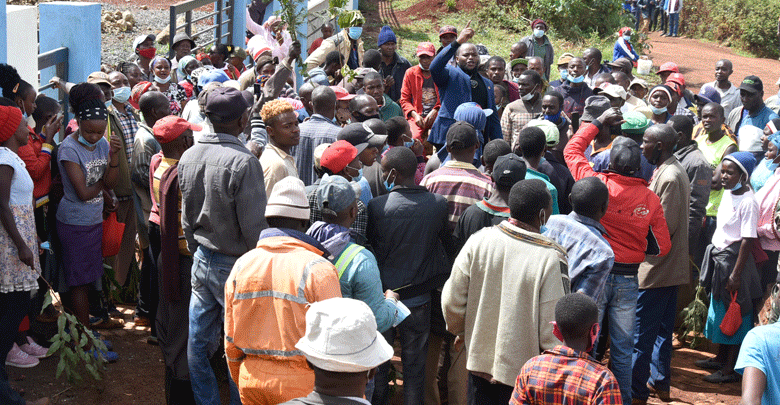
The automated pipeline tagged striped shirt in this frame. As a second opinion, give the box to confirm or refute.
[420,160,494,232]
[151,156,189,256]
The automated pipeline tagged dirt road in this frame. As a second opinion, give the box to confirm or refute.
[645,31,780,93]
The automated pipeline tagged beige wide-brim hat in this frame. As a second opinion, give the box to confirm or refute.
[295,298,394,373]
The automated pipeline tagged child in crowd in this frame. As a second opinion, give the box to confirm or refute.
[698,152,764,383]
[56,83,122,362]
[510,293,622,404]
[0,102,50,405]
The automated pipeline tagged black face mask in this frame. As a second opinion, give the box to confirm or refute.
[353,112,380,122]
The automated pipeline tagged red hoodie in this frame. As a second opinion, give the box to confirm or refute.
[564,122,671,266]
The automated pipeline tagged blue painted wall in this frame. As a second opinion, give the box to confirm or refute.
[39,2,102,97]
[0,1,6,63]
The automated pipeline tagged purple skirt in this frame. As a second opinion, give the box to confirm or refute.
[57,221,103,287]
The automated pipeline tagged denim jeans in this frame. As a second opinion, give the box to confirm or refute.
[372,302,431,405]
[188,246,241,405]
[668,13,680,36]
[597,273,639,405]
[632,286,678,400]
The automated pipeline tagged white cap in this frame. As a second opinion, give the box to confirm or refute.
[265,177,310,220]
[295,298,394,373]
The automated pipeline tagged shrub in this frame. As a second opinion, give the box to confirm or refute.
[682,0,780,58]
[529,0,628,40]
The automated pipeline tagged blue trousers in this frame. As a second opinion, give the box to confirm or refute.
[668,13,680,36]
[632,285,678,400]
[597,274,638,404]
[187,246,241,405]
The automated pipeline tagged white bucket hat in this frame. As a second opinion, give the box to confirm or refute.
[295,298,393,373]
[265,176,310,220]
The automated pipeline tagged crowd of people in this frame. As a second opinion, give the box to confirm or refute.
[0,7,779,405]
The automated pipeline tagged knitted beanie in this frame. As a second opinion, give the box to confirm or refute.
[0,106,23,143]
[723,152,757,178]
[377,26,397,47]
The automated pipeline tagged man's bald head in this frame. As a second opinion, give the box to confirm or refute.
[592,72,615,89]
[139,91,169,114]
[527,56,544,77]
[645,123,677,150]
[611,71,631,90]
[311,85,336,115]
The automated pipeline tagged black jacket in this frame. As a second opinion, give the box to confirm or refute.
[367,186,455,300]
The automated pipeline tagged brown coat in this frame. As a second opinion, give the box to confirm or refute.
[638,156,691,288]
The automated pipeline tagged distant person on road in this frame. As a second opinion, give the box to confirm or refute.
[709,59,742,118]
[664,0,682,37]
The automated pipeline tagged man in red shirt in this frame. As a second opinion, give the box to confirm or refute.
[308,23,334,55]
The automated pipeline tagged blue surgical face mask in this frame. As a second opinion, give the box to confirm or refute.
[533,29,545,39]
[348,27,363,40]
[730,182,742,192]
[350,166,364,183]
[650,105,668,115]
[21,105,27,121]
[568,75,585,84]
[544,111,562,123]
[112,86,131,104]
[154,75,172,84]
[559,69,568,81]
[623,35,631,42]
[105,100,113,108]
[78,133,100,148]
[404,141,414,148]
[383,169,396,191]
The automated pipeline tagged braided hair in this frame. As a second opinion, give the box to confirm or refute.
[69,83,108,122]
[0,64,34,103]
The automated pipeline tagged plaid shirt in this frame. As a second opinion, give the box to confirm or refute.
[290,114,339,186]
[543,212,614,301]
[511,345,623,405]
[501,98,543,149]
[307,185,368,243]
[114,104,139,166]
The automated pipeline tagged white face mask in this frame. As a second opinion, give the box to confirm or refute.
[154,75,171,84]
[521,84,538,101]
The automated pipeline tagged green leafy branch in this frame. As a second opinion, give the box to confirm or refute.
[37,275,107,384]
[678,259,708,349]
[276,0,307,74]
[328,0,364,29]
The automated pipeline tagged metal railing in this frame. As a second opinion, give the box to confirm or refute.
[169,0,233,59]
[38,47,69,137]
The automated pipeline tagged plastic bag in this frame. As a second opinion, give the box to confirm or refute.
[719,291,742,336]
[102,212,125,258]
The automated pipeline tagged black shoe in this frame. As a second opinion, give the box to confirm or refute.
[703,370,741,383]
[694,358,725,370]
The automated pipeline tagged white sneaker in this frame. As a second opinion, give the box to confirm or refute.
[6,343,40,368]
[20,337,50,358]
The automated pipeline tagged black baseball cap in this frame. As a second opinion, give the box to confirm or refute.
[337,122,387,149]
[446,121,478,150]
[609,136,641,176]
[738,75,763,94]
[492,154,527,188]
[204,87,251,122]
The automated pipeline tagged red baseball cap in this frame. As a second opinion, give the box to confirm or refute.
[320,140,362,174]
[665,81,683,97]
[657,62,679,74]
[416,42,436,57]
[331,86,356,101]
[438,25,457,38]
[153,116,202,144]
[667,72,685,86]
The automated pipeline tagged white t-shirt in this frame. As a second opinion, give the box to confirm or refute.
[711,188,758,249]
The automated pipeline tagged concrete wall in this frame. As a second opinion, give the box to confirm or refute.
[231,0,247,49]
[39,2,102,98]
[0,1,6,64]
[6,6,39,88]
